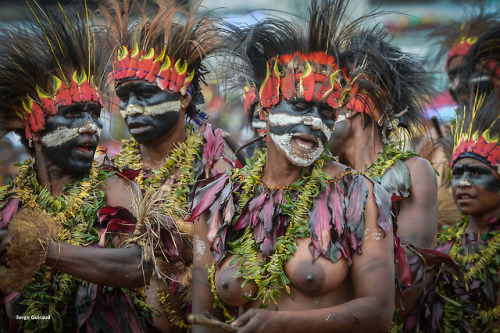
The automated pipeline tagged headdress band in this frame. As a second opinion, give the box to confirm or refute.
[254,51,355,118]
[114,44,194,96]
[18,71,102,139]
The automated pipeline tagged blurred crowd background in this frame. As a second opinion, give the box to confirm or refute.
[0,0,498,185]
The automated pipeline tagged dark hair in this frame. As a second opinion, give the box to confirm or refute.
[0,2,109,151]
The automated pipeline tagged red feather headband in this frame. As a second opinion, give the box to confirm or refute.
[446,36,478,69]
[113,43,194,96]
[19,71,102,139]
[252,51,357,117]
[451,95,500,173]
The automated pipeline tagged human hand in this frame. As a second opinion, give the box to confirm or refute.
[0,229,12,266]
[233,309,285,333]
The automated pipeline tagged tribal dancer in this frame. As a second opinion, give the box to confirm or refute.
[328,29,437,322]
[98,0,232,331]
[0,3,155,332]
[430,1,499,105]
[404,93,500,332]
[188,1,403,332]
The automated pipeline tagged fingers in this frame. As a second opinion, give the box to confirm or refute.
[234,309,260,333]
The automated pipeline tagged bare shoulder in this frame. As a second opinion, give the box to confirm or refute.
[99,174,141,208]
[323,159,348,178]
[404,156,437,186]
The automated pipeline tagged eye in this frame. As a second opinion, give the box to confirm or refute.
[319,106,336,120]
[452,167,464,176]
[139,87,160,99]
[60,106,81,119]
[115,88,129,103]
[88,105,101,119]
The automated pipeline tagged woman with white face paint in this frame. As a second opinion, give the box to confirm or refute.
[187,1,403,332]
[327,29,438,324]
[403,94,500,332]
[98,0,234,331]
[0,3,157,332]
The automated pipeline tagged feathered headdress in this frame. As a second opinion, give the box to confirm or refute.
[0,2,108,142]
[461,25,500,88]
[428,1,499,69]
[98,0,219,102]
[341,28,432,135]
[451,93,500,173]
[225,0,377,120]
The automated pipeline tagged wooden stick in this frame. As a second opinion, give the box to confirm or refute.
[187,314,238,332]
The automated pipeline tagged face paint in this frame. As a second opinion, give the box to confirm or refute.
[41,122,102,148]
[267,99,334,166]
[116,81,183,144]
[119,100,181,118]
[41,103,102,173]
[270,132,324,167]
[451,157,500,217]
[452,163,500,193]
[269,113,333,139]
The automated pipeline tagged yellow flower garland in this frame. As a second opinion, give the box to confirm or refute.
[439,215,500,330]
[2,159,153,331]
[114,126,204,330]
[115,126,203,216]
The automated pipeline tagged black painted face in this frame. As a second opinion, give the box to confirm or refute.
[40,102,102,173]
[116,80,182,144]
[267,98,335,166]
[452,157,500,216]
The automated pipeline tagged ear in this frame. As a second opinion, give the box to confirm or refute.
[180,94,191,109]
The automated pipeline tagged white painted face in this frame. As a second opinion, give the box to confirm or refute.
[267,100,335,167]
[40,102,102,173]
[270,132,325,167]
[119,100,181,118]
[41,122,102,148]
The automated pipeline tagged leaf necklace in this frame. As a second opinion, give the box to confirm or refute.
[115,125,203,215]
[440,214,500,330]
[210,150,329,314]
[8,159,118,331]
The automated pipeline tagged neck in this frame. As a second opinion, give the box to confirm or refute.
[341,124,384,171]
[138,123,187,170]
[260,142,310,188]
[467,208,500,235]
[36,163,81,196]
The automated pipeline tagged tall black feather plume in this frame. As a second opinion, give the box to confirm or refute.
[97,0,221,104]
[0,1,109,143]
[343,27,433,138]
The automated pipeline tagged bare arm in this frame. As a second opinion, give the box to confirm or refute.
[396,156,438,322]
[398,157,438,249]
[192,211,223,333]
[45,175,152,288]
[236,181,395,333]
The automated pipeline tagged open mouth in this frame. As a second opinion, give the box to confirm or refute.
[291,134,319,153]
[74,140,97,155]
[456,192,476,203]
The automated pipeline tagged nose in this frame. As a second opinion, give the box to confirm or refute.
[457,173,472,188]
[303,116,322,130]
[78,120,100,135]
[120,103,144,118]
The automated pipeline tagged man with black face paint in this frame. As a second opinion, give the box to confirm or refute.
[100,1,232,331]
[0,3,156,332]
[403,93,500,332]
